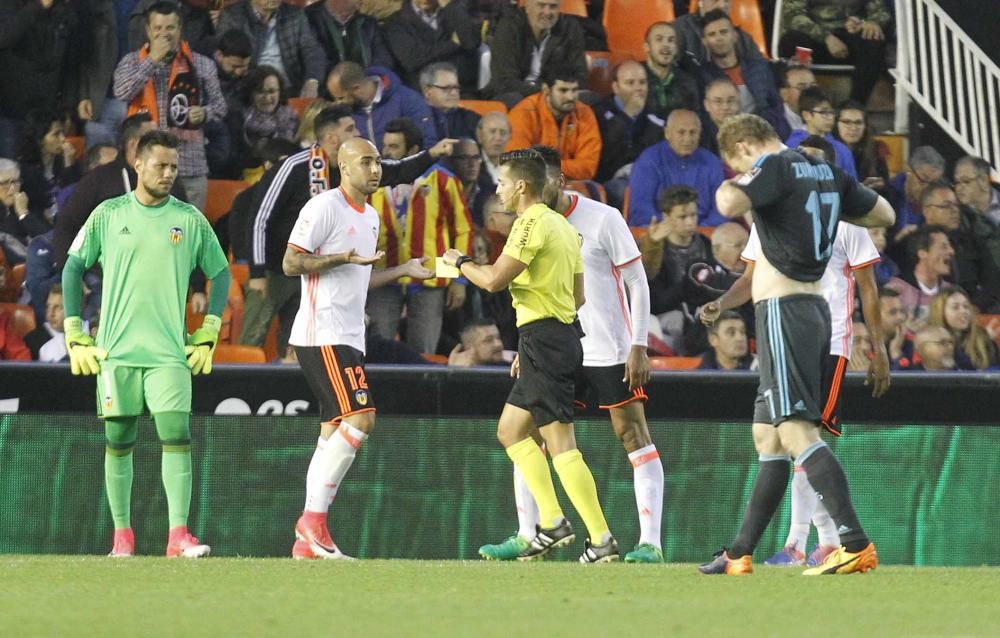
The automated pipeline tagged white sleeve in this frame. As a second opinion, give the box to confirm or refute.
[287,196,334,254]
[841,223,881,269]
[618,258,650,347]
[741,224,760,263]
[600,206,642,267]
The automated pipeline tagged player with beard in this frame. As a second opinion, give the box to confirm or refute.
[61,130,231,558]
[283,137,434,560]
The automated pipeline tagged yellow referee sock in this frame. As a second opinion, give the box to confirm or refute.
[553,449,611,543]
[506,438,564,528]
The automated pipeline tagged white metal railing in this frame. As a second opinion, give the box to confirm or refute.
[893,0,1000,180]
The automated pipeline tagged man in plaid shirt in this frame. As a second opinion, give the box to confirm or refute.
[113,1,227,211]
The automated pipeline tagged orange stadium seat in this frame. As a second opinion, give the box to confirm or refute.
[214,344,267,364]
[585,50,636,95]
[603,0,674,60]
[11,263,25,291]
[459,100,507,116]
[649,356,702,370]
[186,278,244,344]
[66,136,86,161]
[229,262,249,288]
[0,303,36,338]
[977,314,1000,344]
[423,353,448,364]
[874,134,907,177]
[204,179,250,224]
[264,317,280,361]
[698,226,716,238]
[288,96,317,120]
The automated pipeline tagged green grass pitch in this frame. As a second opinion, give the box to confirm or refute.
[2,556,996,637]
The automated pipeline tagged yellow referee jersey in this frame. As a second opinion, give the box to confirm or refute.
[502,203,584,327]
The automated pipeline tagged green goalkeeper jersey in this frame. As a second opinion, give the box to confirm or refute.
[68,192,229,367]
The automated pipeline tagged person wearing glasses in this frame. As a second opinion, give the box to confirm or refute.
[777,64,817,134]
[915,180,1000,313]
[447,138,491,227]
[784,87,857,179]
[224,65,300,179]
[699,77,743,156]
[886,145,946,246]
[953,156,1000,227]
[910,325,958,371]
[0,159,50,262]
[834,99,889,193]
[420,62,481,142]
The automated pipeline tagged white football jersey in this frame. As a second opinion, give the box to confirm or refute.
[564,194,643,366]
[288,188,380,352]
[742,222,879,358]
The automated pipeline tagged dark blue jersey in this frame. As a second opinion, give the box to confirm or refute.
[732,148,878,282]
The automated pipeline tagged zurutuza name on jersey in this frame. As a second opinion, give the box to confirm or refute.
[791,162,834,181]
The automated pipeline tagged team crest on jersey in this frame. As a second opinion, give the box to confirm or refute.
[355,389,369,406]
[736,167,761,185]
[169,227,184,244]
[103,394,113,410]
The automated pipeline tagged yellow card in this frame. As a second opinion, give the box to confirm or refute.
[435,257,461,278]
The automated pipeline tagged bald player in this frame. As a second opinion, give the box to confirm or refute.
[283,138,434,560]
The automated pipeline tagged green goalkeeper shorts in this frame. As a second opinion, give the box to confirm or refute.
[96,365,192,417]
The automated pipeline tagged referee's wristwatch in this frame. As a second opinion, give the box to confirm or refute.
[455,255,474,270]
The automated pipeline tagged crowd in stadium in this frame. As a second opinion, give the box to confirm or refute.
[1,0,998,372]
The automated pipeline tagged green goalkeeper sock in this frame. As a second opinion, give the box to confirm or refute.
[104,417,137,529]
[154,412,192,528]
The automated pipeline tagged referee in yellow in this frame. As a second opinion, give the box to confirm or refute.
[443,150,618,563]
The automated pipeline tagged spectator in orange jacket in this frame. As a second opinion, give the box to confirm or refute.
[0,307,31,361]
[505,66,601,181]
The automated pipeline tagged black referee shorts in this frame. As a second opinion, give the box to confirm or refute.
[507,318,583,426]
[752,294,831,426]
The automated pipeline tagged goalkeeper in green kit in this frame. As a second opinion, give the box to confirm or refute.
[61,130,231,558]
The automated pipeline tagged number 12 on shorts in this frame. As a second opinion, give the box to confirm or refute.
[344,366,368,391]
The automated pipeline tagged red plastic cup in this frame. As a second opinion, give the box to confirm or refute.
[795,46,813,66]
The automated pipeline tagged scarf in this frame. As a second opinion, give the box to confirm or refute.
[128,41,201,141]
[308,144,331,197]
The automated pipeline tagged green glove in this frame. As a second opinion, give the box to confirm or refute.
[185,314,221,375]
[64,317,107,375]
